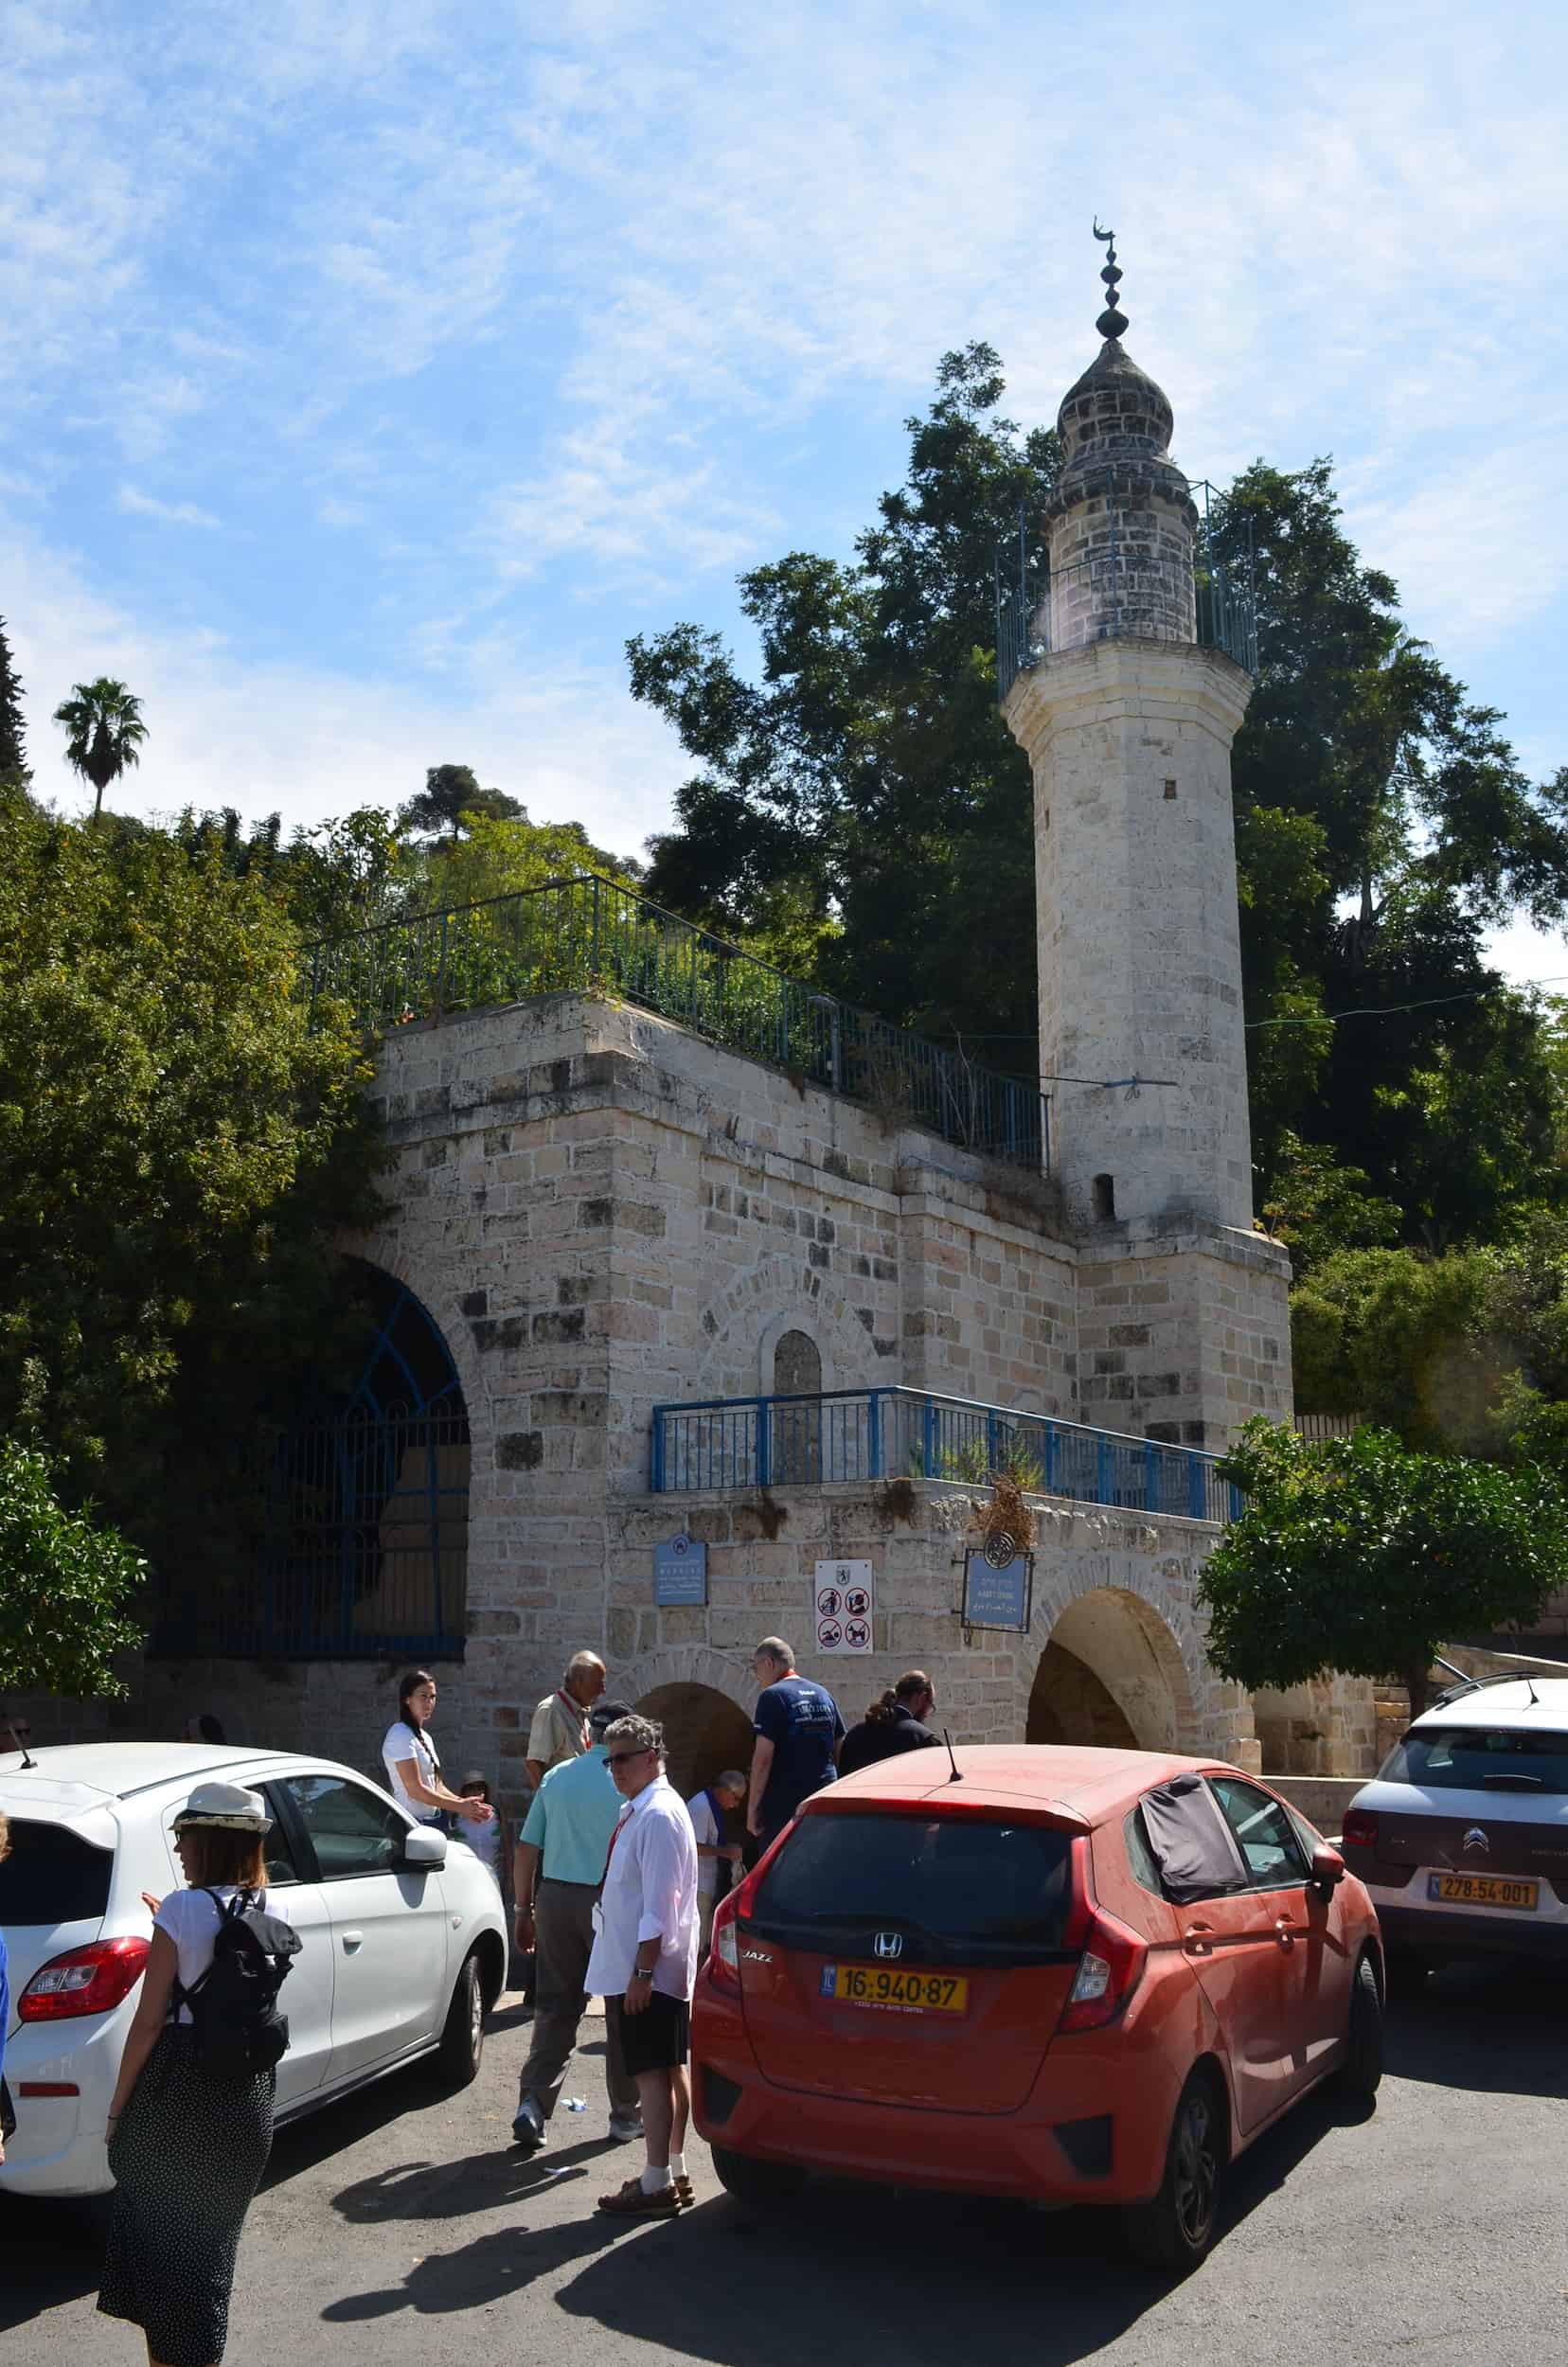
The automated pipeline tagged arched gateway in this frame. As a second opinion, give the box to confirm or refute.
[1026,1586,1200,1753]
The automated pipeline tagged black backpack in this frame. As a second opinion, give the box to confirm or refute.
[173,1888,301,2080]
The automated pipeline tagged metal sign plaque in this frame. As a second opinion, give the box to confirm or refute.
[813,1558,873,1653]
[961,1549,1033,1634]
[653,1533,708,1606]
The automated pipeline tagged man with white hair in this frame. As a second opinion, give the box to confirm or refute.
[526,1651,607,1793]
[586,1714,700,2216]
[686,1769,748,1959]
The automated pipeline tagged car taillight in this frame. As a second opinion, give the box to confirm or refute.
[706,1846,779,1995]
[1058,1836,1147,2036]
[710,1897,742,1992]
[1342,1809,1378,1849]
[18,1936,150,2021]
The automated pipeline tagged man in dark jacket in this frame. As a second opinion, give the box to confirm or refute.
[838,1670,941,1776]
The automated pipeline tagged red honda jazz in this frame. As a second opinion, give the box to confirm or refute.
[693,1746,1381,2271]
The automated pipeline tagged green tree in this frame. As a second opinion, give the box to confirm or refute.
[421,810,639,909]
[0,1441,146,1699]
[52,678,149,820]
[631,342,1057,1057]
[633,359,1568,1240]
[1198,1417,1568,1715]
[0,791,386,1557]
[0,616,27,784]
[398,762,526,842]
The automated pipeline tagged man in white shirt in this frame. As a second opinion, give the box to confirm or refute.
[686,1770,748,1960]
[584,1714,699,2217]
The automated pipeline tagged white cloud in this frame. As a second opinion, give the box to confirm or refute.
[116,485,222,529]
[2,520,685,861]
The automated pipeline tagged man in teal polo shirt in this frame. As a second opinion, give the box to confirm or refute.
[512,1696,641,2151]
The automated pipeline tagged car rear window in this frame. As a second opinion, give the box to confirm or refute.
[754,1811,1074,1961]
[1381,1728,1568,1794]
[0,1819,114,1926]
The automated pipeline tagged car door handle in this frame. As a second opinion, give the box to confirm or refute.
[1274,1919,1295,1949]
[1184,1922,1214,1956]
[340,1930,364,1952]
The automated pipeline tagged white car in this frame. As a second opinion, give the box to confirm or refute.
[1341,1673,1568,1990]
[0,1742,508,2198]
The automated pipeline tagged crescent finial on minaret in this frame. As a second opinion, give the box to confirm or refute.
[1092,219,1129,341]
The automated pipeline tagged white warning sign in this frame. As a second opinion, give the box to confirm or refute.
[814,1559,873,1653]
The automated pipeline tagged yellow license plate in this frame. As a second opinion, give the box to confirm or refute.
[1428,1873,1539,1910]
[820,1963,969,2012]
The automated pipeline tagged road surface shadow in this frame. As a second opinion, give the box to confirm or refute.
[0,2195,109,2329]
[1383,1960,1568,2098]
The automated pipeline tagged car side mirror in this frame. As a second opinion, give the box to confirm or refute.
[403,1825,448,1869]
[1310,1842,1345,1892]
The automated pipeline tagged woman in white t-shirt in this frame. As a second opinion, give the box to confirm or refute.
[98,1780,291,2367]
[382,1669,495,1832]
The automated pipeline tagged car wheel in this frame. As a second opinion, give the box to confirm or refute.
[711,2145,808,2209]
[1336,1952,1382,2102]
[1122,2068,1225,2276]
[437,1949,486,2088]
[1383,1946,1432,2001]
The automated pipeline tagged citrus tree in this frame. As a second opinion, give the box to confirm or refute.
[1198,1417,1568,1715]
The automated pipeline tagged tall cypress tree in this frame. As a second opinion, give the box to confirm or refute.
[0,616,27,781]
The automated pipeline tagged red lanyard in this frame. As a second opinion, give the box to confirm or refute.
[600,1806,630,1886]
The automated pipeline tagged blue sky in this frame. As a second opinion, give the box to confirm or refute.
[5,0,1566,981]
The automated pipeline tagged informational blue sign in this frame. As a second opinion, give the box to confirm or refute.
[962,1550,1032,1633]
[654,1533,708,1606]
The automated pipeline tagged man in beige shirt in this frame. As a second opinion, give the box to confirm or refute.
[525,1651,607,1792]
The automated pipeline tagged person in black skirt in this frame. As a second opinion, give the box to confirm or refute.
[98,1781,286,2367]
[837,1669,942,1776]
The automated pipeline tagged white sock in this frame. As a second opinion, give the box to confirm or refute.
[641,2162,673,2195]
[669,2151,686,2180]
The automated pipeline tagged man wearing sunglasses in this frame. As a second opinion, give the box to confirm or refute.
[586,1715,700,2216]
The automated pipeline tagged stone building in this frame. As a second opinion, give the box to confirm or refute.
[45,247,1382,1800]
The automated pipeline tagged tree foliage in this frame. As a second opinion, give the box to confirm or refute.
[0,616,27,784]
[398,761,526,842]
[0,1442,146,1699]
[632,342,1056,1058]
[0,791,386,1564]
[52,678,149,819]
[1199,1418,1568,1711]
[630,350,1568,1243]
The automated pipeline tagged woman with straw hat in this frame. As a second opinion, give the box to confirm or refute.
[97,1780,290,2367]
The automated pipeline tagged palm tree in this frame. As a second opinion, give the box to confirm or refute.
[52,679,149,819]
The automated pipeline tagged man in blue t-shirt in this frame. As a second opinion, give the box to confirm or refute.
[747,1636,845,1848]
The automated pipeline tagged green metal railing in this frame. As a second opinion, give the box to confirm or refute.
[310,873,1050,1172]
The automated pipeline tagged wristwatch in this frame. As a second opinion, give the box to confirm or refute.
[630,1967,653,1983]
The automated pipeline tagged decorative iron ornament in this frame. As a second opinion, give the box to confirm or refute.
[983,1528,1020,1569]
[1093,220,1129,340]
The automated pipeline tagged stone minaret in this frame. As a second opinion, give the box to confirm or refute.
[1003,232,1291,1449]
[1005,232,1254,1236]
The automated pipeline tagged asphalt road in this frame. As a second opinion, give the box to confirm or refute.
[6,1963,1566,2367]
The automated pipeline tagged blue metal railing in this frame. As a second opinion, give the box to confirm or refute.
[310,873,1049,1174]
[650,1385,1241,1523]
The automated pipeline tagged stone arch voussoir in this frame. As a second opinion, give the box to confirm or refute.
[614,1642,760,1723]
[699,1253,886,1399]
[1007,1506,1247,1758]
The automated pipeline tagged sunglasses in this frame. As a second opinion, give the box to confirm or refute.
[607,1747,655,1766]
